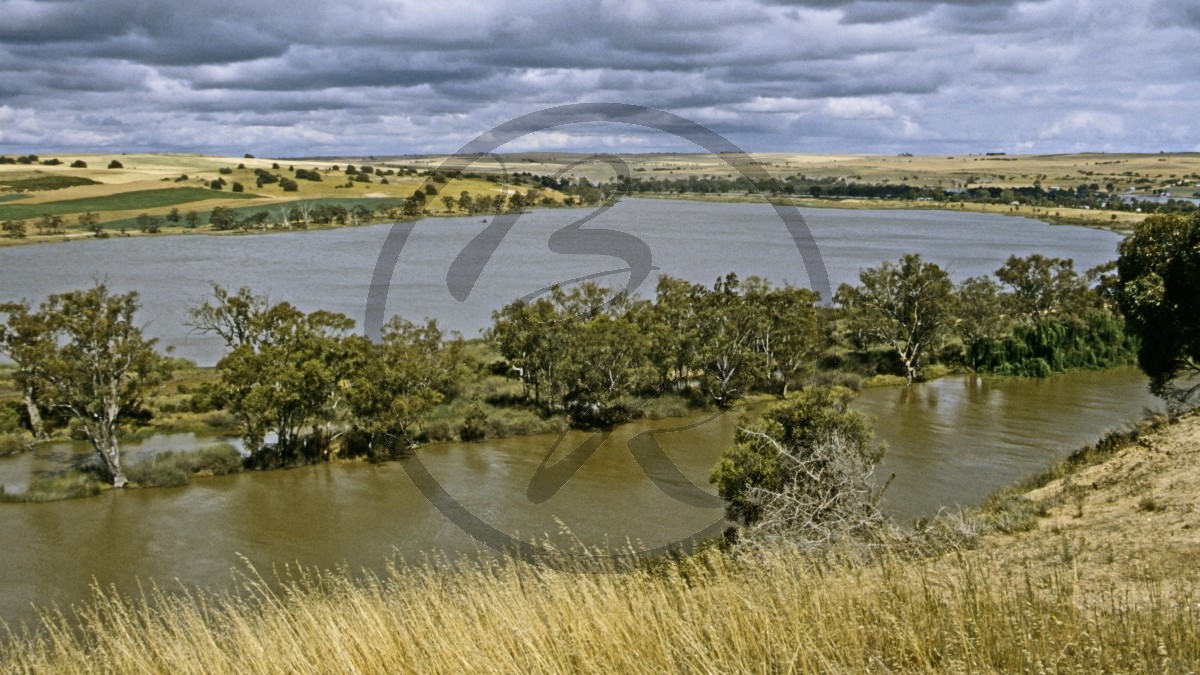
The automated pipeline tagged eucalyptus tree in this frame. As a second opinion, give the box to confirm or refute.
[835,254,954,384]
[6,284,171,486]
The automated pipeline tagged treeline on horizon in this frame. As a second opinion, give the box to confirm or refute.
[614,173,1200,215]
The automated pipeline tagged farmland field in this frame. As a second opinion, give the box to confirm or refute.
[0,187,260,221]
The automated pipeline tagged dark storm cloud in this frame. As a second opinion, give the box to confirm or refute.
[0,0,1195,154]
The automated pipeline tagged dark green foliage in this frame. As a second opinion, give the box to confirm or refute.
[295,169,322,182]
[231,182,244,193]
[710,386,881,527]
[209,206,238,230]
[279,177,298,192]
[0,174,100,192]
[135,213,163,233]
[70,160,88,168]
[971,312,1137,377]
[1,219,26,238]
[1115,212,1200,402]
[107,160,123,169]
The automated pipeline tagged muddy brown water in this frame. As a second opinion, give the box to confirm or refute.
[0,369,1159,629]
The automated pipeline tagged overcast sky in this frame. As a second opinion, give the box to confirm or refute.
[0,0,1194,156]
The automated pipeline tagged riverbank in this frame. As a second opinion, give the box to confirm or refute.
[3,407,1197,672]
[638,191,1143,231]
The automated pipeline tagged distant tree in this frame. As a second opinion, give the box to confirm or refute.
[15,285,171,485]
[166,207,181,223]
[70,160,88,168]
[231,182,245,193]
[78,211,104,238]
[135,213,163,233]
[441,195,457,212]
[743,278,821,397]
[217,305,355,462]
[694,274,761,406]
[835,254,954,384]
[1,219,26,239]
[457,191,474,214]
[1115,212,1200,402]
[184,210,200,228]
[107,159,123,169]
[210,179,224,191]
[37,214,65,236]
[647,275,703,390]
[209,206,239,231]
[278,177,298,192]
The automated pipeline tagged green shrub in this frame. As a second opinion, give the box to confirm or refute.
[126,444,243,488]
[638,394,693,420]
[0,469,104,502]
[0,433,28,456]
[200,411,240,431]
[0,403,22,434]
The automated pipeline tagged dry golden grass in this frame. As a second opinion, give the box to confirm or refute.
[1,541,1197,673]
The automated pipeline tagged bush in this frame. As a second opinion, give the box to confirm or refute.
[107,159,123,169]
[200,410,241,431]
[126,444,243,488]
[0,433,28,456]
[70,160,88,168]
[639,394,693,420]
[0,469,104,502]
[0,402,23,435]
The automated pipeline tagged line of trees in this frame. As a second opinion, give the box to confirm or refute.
[834,253,1137,382]
[4,216,1195,487]
[489,275,821,422]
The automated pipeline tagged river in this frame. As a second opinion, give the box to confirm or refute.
[0,200,1154,629]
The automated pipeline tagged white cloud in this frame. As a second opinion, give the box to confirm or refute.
[821,97,895,120]
[1041,111,1126,140]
